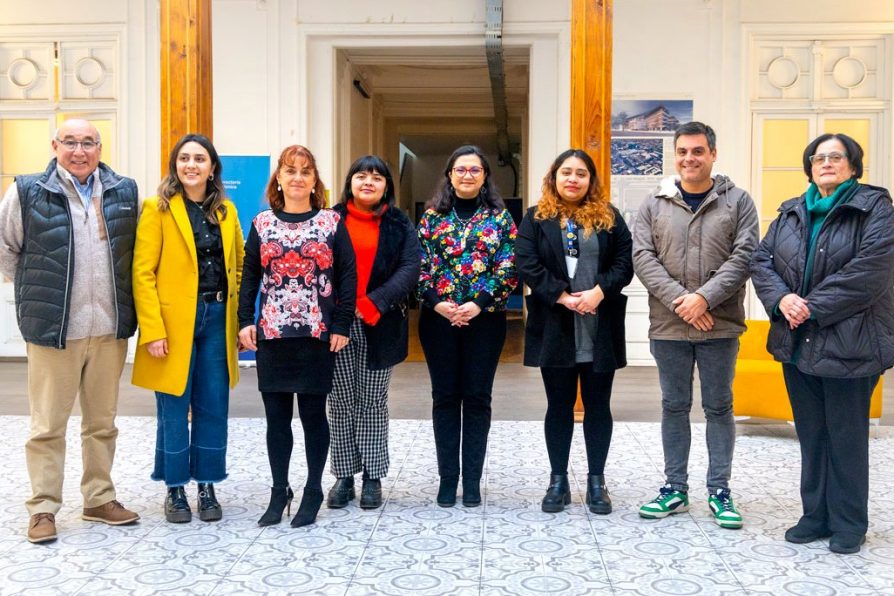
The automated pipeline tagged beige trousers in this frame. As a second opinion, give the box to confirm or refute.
[25,335,128,515]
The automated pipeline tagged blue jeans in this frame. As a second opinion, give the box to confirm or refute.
[152,301,229,487]
[650,338,739,493]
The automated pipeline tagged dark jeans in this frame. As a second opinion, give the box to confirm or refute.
[152,301,229,487]
[650,338,739,493]
[261,392,329,491]
[419,308,506,480]
[782,364,878,535]
[541,365,615,476]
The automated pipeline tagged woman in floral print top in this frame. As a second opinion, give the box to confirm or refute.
[416,145,517,508]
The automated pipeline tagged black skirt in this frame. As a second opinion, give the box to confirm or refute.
[256,337,336,394]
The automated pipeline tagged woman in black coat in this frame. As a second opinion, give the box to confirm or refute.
[326,155,420,510]
[516,149,633,514]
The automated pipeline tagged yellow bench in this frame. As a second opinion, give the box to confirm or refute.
[733,320,883,421]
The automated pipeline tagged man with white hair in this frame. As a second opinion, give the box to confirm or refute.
[0,119,141,543]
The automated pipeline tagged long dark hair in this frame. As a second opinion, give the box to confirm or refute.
[157,133,227,223]
[426,144,504,214]
[265,145,327,211]
[339,155,396,214]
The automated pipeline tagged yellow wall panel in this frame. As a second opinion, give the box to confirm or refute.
[1,120,51,179]
[762,119,809,167]
[761,170,807,219]
[822,118,870,168]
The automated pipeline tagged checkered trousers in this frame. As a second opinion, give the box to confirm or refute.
[327,317,394,479]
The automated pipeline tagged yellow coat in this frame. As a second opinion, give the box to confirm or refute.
[131,195,245,395]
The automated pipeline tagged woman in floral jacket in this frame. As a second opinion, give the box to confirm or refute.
[416,145,517,508]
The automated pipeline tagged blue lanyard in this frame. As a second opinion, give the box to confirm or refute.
[564,219,579,257]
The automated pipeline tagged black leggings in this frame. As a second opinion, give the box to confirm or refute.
[541,366,615,476]
[261,392,330,491]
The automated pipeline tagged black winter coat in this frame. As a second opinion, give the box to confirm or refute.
[750,183,894,377]
[516,205,633,371]
[333,203,421,369]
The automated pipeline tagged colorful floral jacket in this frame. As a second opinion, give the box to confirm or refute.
[416,207,518,311]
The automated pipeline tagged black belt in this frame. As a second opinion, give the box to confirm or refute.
[200,290,225,303]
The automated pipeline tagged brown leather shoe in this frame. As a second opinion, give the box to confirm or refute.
[28,513,57,544]
[82,500,140,525]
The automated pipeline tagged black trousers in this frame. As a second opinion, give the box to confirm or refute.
[261,392,330,491]
[782,364,878,535]
[541,365,615,476]
[419,308,506,480]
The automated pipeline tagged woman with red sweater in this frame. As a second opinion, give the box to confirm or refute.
[326,155,420,510]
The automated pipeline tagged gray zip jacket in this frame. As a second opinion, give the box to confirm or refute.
[632,175,759,341]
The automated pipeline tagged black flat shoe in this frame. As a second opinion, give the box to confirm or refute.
[462,478,481,508]
[326,478,355,509]
[291,488,324,528]
[541,474,570,513]
[437,476,458,507]
[784,521,832,544]
[586,474,612,515]
[360,478,382,509]
[165,486,191,523]
[197,483,222,522]
[258,486,294,526]
[829,532,866,554]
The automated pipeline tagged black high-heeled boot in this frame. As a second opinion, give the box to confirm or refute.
[290,487,324,528]
[586,474,612,514]
[462,477,481,508]
[165,486,192,523]
[437,476,458,507]
[541,474,571,513]
[197,483,222,522]
[258,486,294,526]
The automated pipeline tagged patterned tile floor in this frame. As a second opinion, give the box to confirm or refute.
[1,416,893,595]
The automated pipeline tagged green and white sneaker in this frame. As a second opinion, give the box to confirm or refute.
[708,488,743,529]
[639,485,690,519]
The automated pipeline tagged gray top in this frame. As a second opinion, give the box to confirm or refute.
[570,228,600,363]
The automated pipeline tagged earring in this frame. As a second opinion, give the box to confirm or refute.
[209,174,214,181]
[311,189,315,195]
[277,184,282,191]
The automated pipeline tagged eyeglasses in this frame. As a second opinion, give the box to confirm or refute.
[56,139,99,151]
[809,152,847,165]
[452,166,484,177]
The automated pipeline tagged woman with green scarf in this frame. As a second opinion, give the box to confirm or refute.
[751,133,894,555]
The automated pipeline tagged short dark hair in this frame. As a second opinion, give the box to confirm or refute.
[802,133,863,182]
[426,144,504,214]
[339,155,397,212]
[674,121,716,151]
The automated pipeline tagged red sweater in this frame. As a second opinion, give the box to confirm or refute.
[345,200,384,325]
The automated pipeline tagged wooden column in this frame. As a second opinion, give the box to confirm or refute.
[571,0,613,421]
[160,0,213,172]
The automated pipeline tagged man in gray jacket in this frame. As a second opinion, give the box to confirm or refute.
[632,122,758,529]
[0,119,141,543]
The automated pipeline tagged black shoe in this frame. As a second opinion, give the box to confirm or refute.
[586,474,612,515]
[165,486,192,523]
[197,483,222,522]
[360,478,382,509]
[326,478,355,509]
[258,486,294,526]
[437,476,458,507]
[291,488,324,528]
[784,521,832,544]
[462,478,481,508]
[541,474,571,513]
[829,532,866,554]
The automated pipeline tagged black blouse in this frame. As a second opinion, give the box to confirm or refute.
[184,198,225,293]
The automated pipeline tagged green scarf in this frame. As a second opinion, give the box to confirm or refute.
[802,177,857,294]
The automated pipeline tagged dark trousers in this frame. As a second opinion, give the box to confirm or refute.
[419,308,506,480]
[541,365,615,476]
[782,364,878,535]
[261,392,329,491]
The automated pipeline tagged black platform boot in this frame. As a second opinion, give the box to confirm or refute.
[165,486,192,523]
[360,472,382,509]
[290,487,324,528]
[541,474,571,513]
[326,477,355,509]
[197,483,222,522]
[586,474,612,514]
[258,486,294,526]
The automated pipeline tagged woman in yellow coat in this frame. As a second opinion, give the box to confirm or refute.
[132,134,244,523]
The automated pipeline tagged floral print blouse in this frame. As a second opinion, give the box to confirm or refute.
[416,206,518,312]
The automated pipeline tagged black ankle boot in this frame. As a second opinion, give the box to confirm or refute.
[197,483,222,522]
[437,476,458,507]
[586,474,612,514]
[326,477,355,509]
[165,486,192,523]
[541,474,571,513]
[360,476,382,510]
[462,478,481,507]
[258,486,294,526]
[291,487,324,528]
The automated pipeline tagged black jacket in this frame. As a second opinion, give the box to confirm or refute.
[15,159,138,348]
[333,202,421,369]
[751,183,894,377]
[516,205,633,371]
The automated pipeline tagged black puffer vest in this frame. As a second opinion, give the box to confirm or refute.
[14,159,139,348]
